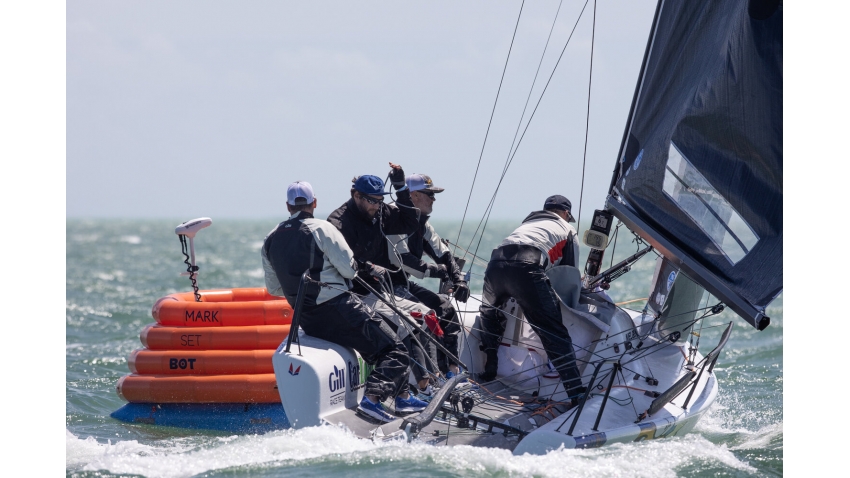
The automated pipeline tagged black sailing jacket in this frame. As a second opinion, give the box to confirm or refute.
[327,189,419,294]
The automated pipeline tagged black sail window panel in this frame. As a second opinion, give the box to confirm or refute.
[662,142,759,265]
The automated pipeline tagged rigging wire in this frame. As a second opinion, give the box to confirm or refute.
[457,0,566,266]
[609,220,622,268]
[464,0,593,265]
[453,0,526,258]
[445,314,726,429]
[691,290,713,362]
[304,267,728,424]
[442,239,491,269]
[460,293,722,390]
[575,0,597,233]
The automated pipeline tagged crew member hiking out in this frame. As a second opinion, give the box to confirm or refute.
[327,163,435,404]
[477,195,586,404]
[386,173,470,395]
[261,180,423,423]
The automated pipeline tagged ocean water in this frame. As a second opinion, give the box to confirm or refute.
[66,219,783,477]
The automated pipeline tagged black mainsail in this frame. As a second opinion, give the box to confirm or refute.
[606,0,782,330]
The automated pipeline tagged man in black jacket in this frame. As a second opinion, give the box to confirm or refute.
[327,163,437,394]
[262,180,426,422]
[386,173,470,387]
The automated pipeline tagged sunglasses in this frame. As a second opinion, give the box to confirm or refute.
[358,193,384,205]
[416,191,436,199]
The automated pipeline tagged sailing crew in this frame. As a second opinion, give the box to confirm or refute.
[477,195,586,403]
[327,163,436,402]
[261,180,424,423]
[386,173,469,392]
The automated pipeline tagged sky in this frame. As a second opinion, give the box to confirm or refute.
[65,0,659,222]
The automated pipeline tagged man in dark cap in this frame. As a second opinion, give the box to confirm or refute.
[477,194,586,404]
[327,163,435,408]
[328,163,419,297]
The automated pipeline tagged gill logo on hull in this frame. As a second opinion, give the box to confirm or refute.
[329,365,345,392]
[288,363,301,376]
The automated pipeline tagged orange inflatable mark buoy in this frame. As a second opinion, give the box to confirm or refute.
[152,288,293,327]
[129,349,275,375]
[140,324,290,350]
[115,374,281,403]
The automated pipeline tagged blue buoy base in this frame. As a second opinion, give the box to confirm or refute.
[110,402,290,434]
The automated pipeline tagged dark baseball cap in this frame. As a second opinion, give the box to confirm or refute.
[352,175,391,196]
[543,195,575,222]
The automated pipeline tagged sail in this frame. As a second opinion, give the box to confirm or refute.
[607,0,782,330]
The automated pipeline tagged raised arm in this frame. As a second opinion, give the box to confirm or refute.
[381,163,420,235]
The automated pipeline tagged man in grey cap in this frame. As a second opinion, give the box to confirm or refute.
[386,173,470,394]
[477,195,586,404]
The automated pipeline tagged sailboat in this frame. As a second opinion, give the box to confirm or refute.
[111,0,782,454]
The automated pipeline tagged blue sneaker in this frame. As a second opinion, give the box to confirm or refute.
[395,393,428,413]
[358,396,397,423]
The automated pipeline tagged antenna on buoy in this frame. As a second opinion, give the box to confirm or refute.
[175,217,212,302]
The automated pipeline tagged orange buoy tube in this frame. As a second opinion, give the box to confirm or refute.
[115,374,281,403]
[129,349,275,375]
[140,324,290,350]
[152,288,293,327]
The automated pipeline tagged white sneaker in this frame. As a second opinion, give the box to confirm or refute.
[418,384,435,397]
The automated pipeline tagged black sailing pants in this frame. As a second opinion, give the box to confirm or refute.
[478,258,583,396]
[299,293,410,401]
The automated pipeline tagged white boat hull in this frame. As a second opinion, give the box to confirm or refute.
[273,290,721,454]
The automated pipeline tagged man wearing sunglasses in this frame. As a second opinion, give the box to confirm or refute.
[328,163,437,402]
[328,163,419,295]
[386,173,470,393]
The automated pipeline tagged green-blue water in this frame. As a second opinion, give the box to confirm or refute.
[66,219,782,477]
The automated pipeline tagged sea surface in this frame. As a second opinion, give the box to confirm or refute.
[66,218,783,477]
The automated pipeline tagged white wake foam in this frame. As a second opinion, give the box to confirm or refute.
[67,422,758,478]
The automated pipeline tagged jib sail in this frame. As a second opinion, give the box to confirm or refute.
[607,0,782,330]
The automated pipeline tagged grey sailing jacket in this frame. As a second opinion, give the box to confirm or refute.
[497,210,579,271]
[262,211,358,305]
[387,215,462,282]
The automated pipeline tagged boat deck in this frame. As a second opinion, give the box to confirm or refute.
[324,380,579,450]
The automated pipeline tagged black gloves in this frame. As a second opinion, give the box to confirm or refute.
[426,263,450,280]
[452,280,470,303]
[436,252,464,284]
[360,261,387,279]
[389,164,406,190]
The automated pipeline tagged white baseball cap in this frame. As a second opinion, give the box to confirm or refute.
[287,181,315,205]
